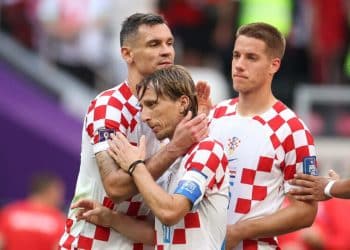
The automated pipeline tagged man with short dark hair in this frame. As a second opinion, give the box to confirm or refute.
[59,13,208,249]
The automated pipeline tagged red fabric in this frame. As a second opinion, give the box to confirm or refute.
[278,199,350,249]
[0,200,66,250]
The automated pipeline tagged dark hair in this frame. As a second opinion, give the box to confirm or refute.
[29,172,62,195]
[136,65,198,117]
[236,22,286,59]
[120,13,167,47]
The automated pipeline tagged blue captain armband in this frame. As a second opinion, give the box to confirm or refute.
[174,180,202,205]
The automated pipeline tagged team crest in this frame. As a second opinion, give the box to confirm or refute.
[227,136,241,156]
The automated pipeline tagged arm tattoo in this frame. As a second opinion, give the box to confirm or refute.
[96,151,118,180]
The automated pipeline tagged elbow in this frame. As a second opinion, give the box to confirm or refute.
[104,179,132,203]
[157,210,182,226]
[300,202,318,228]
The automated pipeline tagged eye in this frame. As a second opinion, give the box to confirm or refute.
[232,52,240,59]
[167,40,174,46]
[247,54,257,61]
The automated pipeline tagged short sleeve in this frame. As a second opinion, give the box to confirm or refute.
[174,138,228,208]
[84,85,139,154]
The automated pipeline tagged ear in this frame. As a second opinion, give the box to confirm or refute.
[121,46,133,64]
[269,57,281,75]
[178,95,190,115]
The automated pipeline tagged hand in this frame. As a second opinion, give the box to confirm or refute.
[108,132,146,172]
[288,173,331,201]
[327,169,340,181]
[71,199,115,228]
[196,81,212,115]
[167,111,208,155]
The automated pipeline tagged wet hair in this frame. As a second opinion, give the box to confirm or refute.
[136,65,198,117]
[236,22,286,59]
[120,13,167,47]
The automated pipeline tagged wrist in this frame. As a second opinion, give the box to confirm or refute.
[165,142,186,156]
[128,160,145,176]
[324,180,336,197]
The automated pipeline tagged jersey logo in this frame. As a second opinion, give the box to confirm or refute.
[303,156,318,176]
[227,137,241,156]
[96,128,115,142]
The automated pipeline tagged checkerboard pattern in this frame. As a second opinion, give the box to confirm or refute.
[155,137,229,249]
[59,82,154,250]
[184,138,228,191]
[85,82,140,144]
[209,99,316,250]
[60,196,152,249]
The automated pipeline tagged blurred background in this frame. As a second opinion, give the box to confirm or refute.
[0,1,349,247]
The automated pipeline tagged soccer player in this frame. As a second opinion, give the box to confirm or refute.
[72,65,229,249]
[289,169,350,200]
[59,14,208,249]
[207,22,318,249]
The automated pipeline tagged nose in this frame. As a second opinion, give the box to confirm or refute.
[141,108,151,122]
[233,57,245,72]
[160,43,174,57]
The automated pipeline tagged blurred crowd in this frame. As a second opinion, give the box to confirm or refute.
[1,0,349,94]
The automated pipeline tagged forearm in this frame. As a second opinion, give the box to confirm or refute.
[132,163,189,225]
[110,211,155,245]
[96,151,138,202]
[331,179,350,199]
[145,143,185,180]
[227,196,317,245]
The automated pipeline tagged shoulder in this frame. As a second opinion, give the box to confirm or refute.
[87,82,136,114]
[210,98,238,119]
[186,137,227,165]
[273,101,310,132]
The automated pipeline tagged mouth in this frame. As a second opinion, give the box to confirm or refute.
[233,74,247,79]
[158,61,173,67]
[149,124,159,133]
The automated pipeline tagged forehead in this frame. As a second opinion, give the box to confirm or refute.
[234,35,267,55]
[135,23,173,44]
[139,86,157,101]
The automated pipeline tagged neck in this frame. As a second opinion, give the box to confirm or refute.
[237,88,277,117]
[28,194,56,208]
[127,69,145,96]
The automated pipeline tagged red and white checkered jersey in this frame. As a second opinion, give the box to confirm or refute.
[155,137,229,250]
[59,82,159,250]
[208,98,317,250]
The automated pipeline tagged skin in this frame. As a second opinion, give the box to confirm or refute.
[107,88,193,225]
[72,88,196,245]
[72,199,155,245]
[94,23,208,202]
[224,35,317,249]
[289,169,350,200]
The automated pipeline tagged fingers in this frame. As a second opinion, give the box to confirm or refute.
[82,208,101,218]
[290,194,315,201]
[293,173,316,181]
[187,113,207,126]
[71,199,94,210]
[184,111,193,122]
[328,169,340,180]
[289,178,314,188]
[196,81,211,99]
[189,113,209,141]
